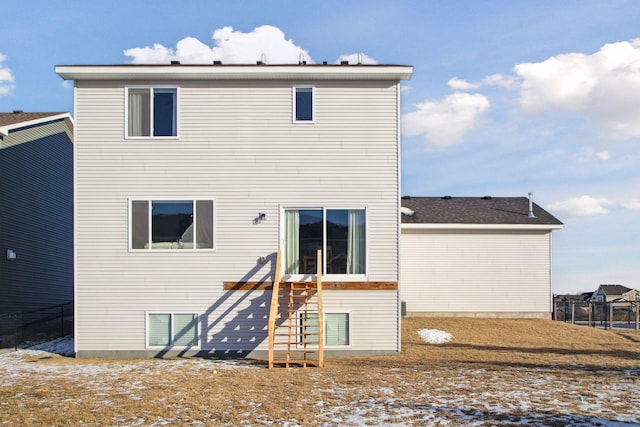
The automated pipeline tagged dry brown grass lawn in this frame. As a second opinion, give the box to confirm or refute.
[2,318,639,426]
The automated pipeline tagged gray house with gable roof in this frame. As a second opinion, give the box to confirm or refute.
[590,284,637,303]
[400,196,563,319]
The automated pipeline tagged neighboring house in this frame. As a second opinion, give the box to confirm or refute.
[0,111,74,329]
[590,284,638,303]
[400,196,563,319]
[56,62,412,358]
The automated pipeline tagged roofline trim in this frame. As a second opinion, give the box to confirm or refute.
[55,65,414,81]
[402,223,564,231]
[0,113,74,137]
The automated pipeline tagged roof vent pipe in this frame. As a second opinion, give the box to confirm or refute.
[528,192,536,218]
[358,53,363,64]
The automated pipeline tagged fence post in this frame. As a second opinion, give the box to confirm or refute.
[60,304,64,337]
[13,314,19,351]
[609,303,614,330]
[571,302,575,324]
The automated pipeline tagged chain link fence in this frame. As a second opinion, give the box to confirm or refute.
[554,298,640,330]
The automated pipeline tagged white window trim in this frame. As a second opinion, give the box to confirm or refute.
[292,85,315,123]
[295,310,352,349]
[128,197,216,252]
[324,311,352,349]
[279,205,368,281]
[124,85,180,140]
[145,311,201,349]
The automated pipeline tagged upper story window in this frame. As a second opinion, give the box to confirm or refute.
[127,87,177,137]
[293,86,314,122]
[130,199,214,250]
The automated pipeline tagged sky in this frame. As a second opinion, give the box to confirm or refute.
[1,0,639,294]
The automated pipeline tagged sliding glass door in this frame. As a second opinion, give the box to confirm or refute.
[284,208,366,275]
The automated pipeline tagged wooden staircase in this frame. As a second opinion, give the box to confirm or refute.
[268,249,324,368]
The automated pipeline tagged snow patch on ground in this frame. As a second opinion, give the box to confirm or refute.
[27,336,75,356]
[418,328,453,344]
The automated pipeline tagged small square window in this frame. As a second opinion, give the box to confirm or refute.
[294,86,313,122]
[297,312,350,347]
[127,87,177,137]
[325,313,350,346]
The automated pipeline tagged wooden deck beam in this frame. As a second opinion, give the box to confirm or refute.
[224,281,397,291]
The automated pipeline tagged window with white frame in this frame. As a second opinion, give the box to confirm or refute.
[293,86,313,122]
[147,313,199,347]
[297,311,350,347]
[127,87,177,137]
[325,312,350,346]
[130,199,214,250]
[284,208,366,275]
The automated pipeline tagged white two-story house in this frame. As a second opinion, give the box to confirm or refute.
[56,62,412,358]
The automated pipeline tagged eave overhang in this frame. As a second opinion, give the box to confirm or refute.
[55,64,413,81]
[401,223,564,231]
[0,112,74,137]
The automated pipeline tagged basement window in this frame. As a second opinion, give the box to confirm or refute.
[297,311,351,347]
[147,313,199,347]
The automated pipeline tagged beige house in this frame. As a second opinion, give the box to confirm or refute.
[400,196,563,319]
[56,63,412,358]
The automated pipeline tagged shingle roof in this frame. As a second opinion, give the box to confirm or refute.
[598,284,632,296]
[401,196,563,226]
[0,112,66,127]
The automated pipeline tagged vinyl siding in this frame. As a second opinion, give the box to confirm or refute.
[400,229,552,316]
[0,121,73,315]
[74,79,400,354]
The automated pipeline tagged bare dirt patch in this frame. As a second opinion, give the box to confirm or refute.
[1,318,639,426]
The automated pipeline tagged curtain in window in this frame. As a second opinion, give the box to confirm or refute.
[195,200,214,249]
[127,89,149,136]
[131,201,149,249]
[347,210,366,274]
[284,210,300,274]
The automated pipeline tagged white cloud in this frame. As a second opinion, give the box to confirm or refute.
[0,53,15,97]
[577,148,610,162]
[549,195,613,217]
[336,53,378,65]
[123,43,175,64]
[482,73,517,88]
[619,199,640,210]
[448,74,516,91]
[514,39,640,139]
[448,77,480,91]
[124,25,313,65]
[402,92,490,148]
